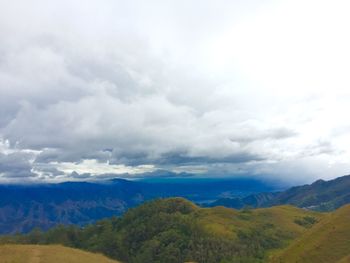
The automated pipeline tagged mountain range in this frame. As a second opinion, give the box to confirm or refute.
[0,176,277,234]
[0,174,349,235]
[210,174,350,211]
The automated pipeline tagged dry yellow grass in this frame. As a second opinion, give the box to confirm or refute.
[0,244,121,263]
[337,255,350,263]
[270,204,350,263]
[197,205,323,239]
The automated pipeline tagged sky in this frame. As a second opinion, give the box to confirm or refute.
[1,0,350,184]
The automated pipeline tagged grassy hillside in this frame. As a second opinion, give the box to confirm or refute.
[270,204,350,263]
[1,198,324,263]
[0,244,120,263]
[196,204,322,239]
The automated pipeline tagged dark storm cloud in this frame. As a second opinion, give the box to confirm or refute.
[152,152,265,166]
[105,150,265,167]
[0,152,37,178]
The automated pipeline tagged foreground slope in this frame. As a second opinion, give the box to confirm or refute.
[270,204,350,263]
[0,244,120,263]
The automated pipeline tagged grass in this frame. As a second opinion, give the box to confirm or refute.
[270,204,350,263]
[337,255,350,263]
[0,244,121,263]
[196,205,323,240]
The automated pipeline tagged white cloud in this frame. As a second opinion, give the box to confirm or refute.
[0,0,350,183]
[46,159,155,177]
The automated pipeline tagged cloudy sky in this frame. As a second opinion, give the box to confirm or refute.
[1,0,350,184]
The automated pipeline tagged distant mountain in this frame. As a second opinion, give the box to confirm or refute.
[0,179,144,234]
[0,176,276,234]
[209,192,277,209]
[1,198,324,263]
[209,175,350,211]
[136,177,278,203]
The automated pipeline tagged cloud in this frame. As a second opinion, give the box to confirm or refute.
[1,0,350,183]
[0,152,35,178]
[0,148,37,179]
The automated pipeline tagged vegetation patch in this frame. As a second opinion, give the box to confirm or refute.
[293,216,318,228]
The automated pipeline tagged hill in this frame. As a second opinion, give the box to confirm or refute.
[1,198,323,263]
[270,204,350,263]
[210,175,350,211]
[0,177,277,234]
[0,244,120,263]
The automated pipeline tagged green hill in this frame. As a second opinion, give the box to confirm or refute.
[1,198,324,263]
[0,244,120,263]
[269,204,350,263]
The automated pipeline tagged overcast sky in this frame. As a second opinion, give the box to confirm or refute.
[1,0,350,184]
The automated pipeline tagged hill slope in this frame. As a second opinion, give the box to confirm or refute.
[211,175,350,211]
[0,244,120,263]
[270,204,350,263]
[2,198,323,263]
